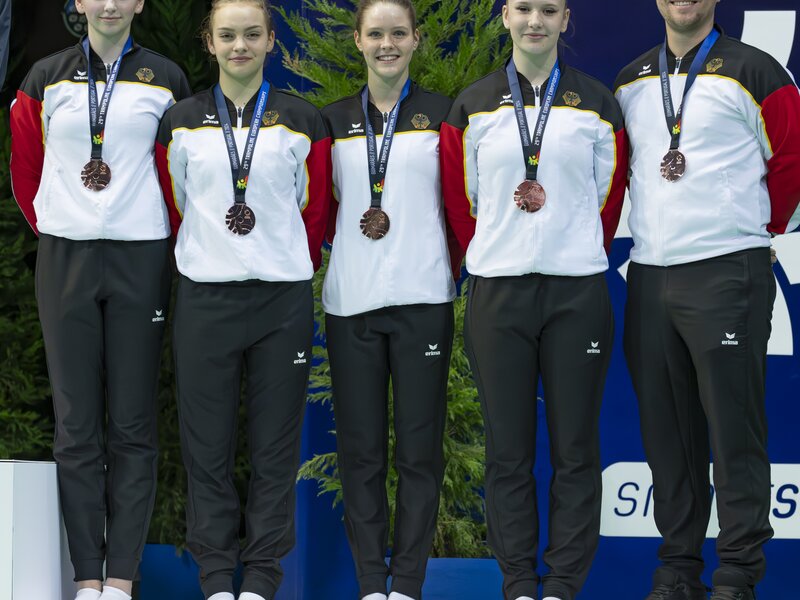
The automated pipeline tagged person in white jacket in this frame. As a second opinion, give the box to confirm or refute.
[155,1,330,599]
[321,1,458,599]
[10,1,190,598]
[441,1,629,599]
[614,1,800,599]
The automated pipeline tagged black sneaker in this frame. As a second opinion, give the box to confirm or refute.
[710,586,755,600]
[646,583,707,600]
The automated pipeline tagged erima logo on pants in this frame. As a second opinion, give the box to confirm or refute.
[587,341,600,354]
[721,332,739,346]
[152,309,165,323]
[425,344,441,357]
[294,351,307,365]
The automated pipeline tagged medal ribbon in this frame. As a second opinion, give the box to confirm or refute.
[658,28,720,151]
[213,80,271,205]
[83,35,134,161]
[506,58,561,182]
[361,78,412,209]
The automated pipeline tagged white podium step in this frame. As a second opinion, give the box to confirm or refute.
[0,460,75,600]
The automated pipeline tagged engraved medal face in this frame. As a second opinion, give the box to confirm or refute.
[360,207,390,240]
[660,149,686,182]
[81,159,112,191]
[225,203,256,235]
[513,180,546,213]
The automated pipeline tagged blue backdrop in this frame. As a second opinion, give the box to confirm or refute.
[142,2,800,599]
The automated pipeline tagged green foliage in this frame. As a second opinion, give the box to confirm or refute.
[276,0,512,106]
[287,0,509,557]
[0,109,53,459]
[133,0,217,92]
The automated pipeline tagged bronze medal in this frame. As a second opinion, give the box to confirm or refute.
[226,203,256,236]
[661,149,686,182]
[360,207,390,240]
[514,180,546,213]
[81,159,112,191]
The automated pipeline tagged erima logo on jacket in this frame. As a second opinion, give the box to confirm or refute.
[348,122,364,135]
[587,341,600,354]
[203,114,219,125]
[638,64,652,76]
[425,344,441,357]
[294,351,308,364]
[74,69,88,81]
[499,94,513,106]
[152,309,165,323]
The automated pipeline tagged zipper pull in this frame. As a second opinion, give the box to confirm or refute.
[383,112,389,124]
[236,106,244,128]
[674,57,683,76]
[534,85,541,108]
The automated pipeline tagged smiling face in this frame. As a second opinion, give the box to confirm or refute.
[75,0,144,40]
[656,0,719,36]
[207,2,275,86]
[503,0,570,61]
[354,2,419,85]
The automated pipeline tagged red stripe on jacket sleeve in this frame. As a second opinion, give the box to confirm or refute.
[9,91,44,235]
[303,136,333,271]
[600,128,630,254]
[440,121,476,280]
[155,141,183,239]
[762,84,800,235]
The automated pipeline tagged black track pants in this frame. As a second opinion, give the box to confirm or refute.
[465,273,613,600]
[326,303,454,600]
[35,234,171,581]
[624,248,775,590]
[173,276,313,600]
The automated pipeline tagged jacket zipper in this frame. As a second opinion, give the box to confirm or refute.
[236,106,244,129]
[534,85,541,108]
[98,62,113,238]
[662,57,683,264]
